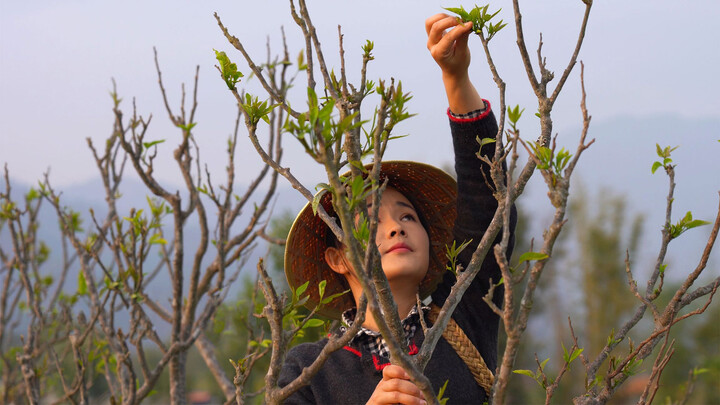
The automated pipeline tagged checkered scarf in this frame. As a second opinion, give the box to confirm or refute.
[339,306,427,359]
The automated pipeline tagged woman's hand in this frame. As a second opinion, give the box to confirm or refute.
[366,365,427,405]
[425,14,473,80]
[425,13,484,115]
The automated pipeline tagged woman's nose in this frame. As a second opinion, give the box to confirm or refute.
[386,219,406,238]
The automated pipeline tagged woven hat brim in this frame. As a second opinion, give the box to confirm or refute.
[284,161,457,319]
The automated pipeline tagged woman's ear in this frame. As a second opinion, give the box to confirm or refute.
[324,247,351,275]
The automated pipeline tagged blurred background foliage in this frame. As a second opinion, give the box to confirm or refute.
[166,185,717,404]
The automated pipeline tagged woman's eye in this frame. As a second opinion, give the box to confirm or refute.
[401,213,416,221]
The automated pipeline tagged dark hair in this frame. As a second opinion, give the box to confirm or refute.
[324,212,343,249]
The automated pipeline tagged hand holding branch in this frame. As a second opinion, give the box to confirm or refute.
[367,365,427,405]
[425,14,484,115]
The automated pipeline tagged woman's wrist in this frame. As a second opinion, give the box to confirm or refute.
[443,73,484,115]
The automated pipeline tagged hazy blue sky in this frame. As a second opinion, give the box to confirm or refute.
[1,1,718,305]
[1,0,718,189]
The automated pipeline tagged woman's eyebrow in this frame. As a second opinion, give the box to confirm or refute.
[366,201,416,211]
[396,201,416,211]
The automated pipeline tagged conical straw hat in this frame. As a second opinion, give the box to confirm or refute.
[284,161,457,319]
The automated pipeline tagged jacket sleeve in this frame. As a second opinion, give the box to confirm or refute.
[430,103,517,372]
[277,344,318,404]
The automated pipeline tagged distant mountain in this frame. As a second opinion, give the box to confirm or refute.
[548,113,718,274]
[1,175,308,333]
[3,114,718,332]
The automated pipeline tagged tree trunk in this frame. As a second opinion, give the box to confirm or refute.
[169,351,187,404]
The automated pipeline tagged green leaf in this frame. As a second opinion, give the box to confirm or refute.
[78,271,88,296]
[476,137,496,148]
[303,319,325,328]
[682,211,692,222]
[693,367,709,376]
[307,87,319,117]
[361,40,374,58]
[213,318,226,335]
[352,215,370,249]
[468,7,480,22]
[318,279,327,299]
[25,188,40,202]
[518,251,549,264]
[507,105,524,125]
[351,176,364,199]
[685,219,711,230]
[214,49,243,89]
[295,281,309,299]
[177,122,197,132]
[513,369,536,378]
[321,289,350,305]
[437,379,450,405]
[540,358,550,370]
[148,233,167,245]
[95,358,106,375]
[444,6,470,21]
[569,348,583,363]
[296,295,310,308]
[445,239,473,275]
[651,161,663,174]
[297,50,307,71]
[312,189,328,216]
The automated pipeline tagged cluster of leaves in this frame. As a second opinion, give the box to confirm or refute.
[512,102,572,187]
[300,78,413,162]
[445,239,473,275]
[284,87,362,159]
[651,145,711,239]
[517,251,549,266]
[436,379,450,405]
[284,280,347,342]
[651,143,678,174]
[513,343,583,390]
[241,93,277,127]
[513,358,551,389]
[667,211,710,239]
[82,197,170,302]
[215,49,244,90]
[529,141,572,187]
[377,81,414,137]
[507,104,525,132]
[444,4,507,41]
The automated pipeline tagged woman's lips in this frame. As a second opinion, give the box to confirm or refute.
[386,242,412,254]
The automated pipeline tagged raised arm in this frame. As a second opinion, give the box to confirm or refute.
[425,13,516,375]
[425,13,485,114]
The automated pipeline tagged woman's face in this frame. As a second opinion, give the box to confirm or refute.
[371,187,430,286]
[324,187,430,294]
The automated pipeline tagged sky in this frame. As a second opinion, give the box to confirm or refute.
[0,0,718,319]
[1,0,719,269]
[1,0,718,189]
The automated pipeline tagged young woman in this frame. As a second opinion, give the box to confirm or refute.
[279,14,516,404]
